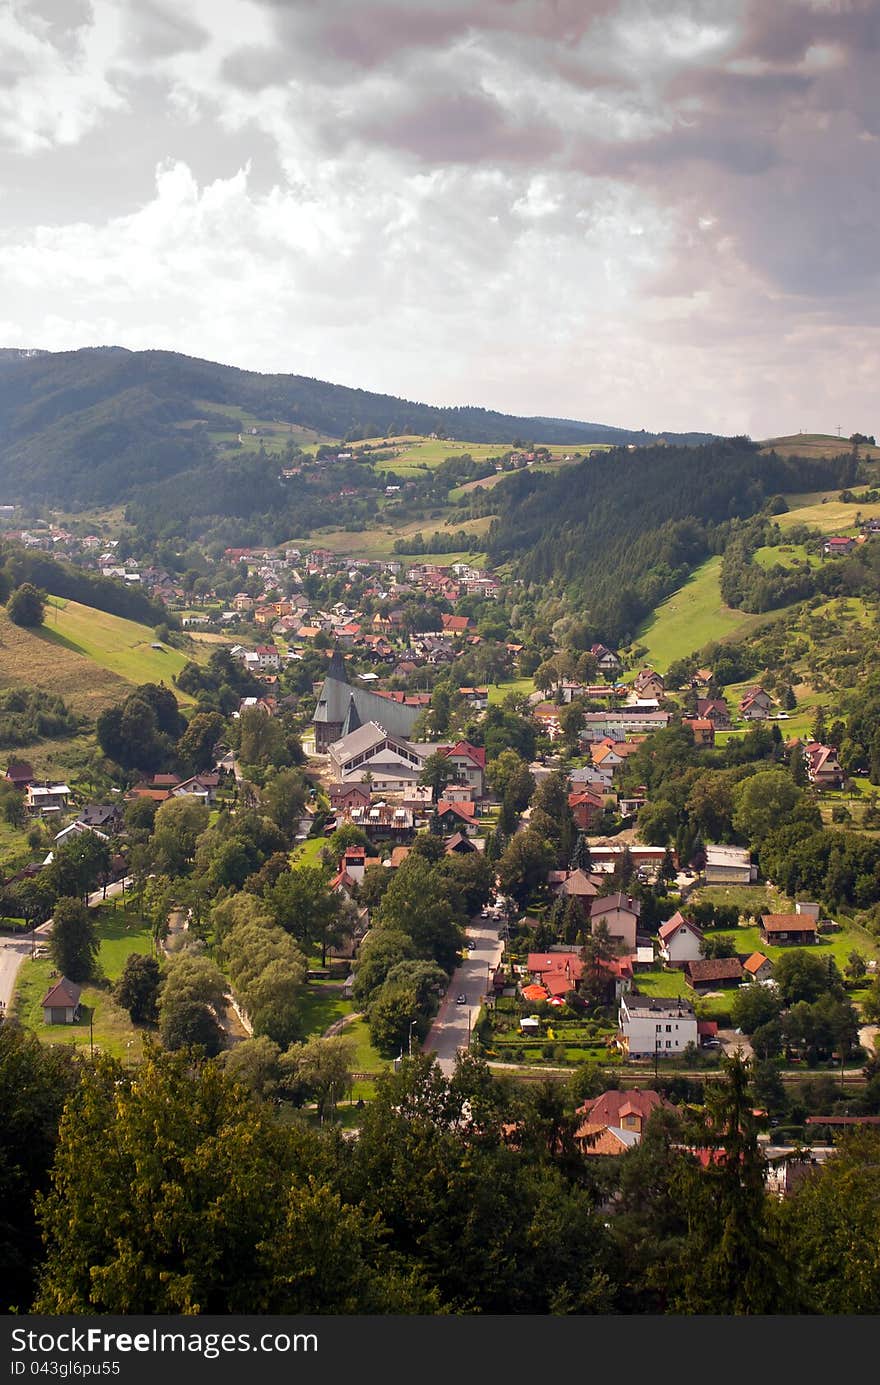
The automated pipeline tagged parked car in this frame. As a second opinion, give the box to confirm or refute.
[456,993,467,1005]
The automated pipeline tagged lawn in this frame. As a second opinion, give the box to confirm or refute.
[292,836,330,868]
[11,904,157,1059]
[0,815,34,878]
[41,598,199,702]
[633,557,777,673]
[338,1016,389,1077]
[297,982,353,1039]
[752,543,822,571]
[487,676,536,706]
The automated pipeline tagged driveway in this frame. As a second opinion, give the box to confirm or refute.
[423,915,505,1076]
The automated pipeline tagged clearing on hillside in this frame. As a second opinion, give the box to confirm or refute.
[633,556,774,673]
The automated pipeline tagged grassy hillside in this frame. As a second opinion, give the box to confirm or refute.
[0,599,199,743]
[761,432,880,462]
[0,347,680,510]
[284,512,494,562]
[42,598,197,700]
[632,557,776,672]
[778,493,880,535]
[0,606,127,720]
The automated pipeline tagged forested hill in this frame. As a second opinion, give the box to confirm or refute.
[0,346,714,508]
[486,437,860,645]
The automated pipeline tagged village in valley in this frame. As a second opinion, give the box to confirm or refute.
[3,411,880,1315]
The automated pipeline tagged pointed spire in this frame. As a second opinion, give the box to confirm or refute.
[326,645,348,684]
[341,695,362,737]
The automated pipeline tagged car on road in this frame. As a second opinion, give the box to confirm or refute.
[456,993,467,1005]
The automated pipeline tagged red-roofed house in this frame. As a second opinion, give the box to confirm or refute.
[760,913,818,946]
[685,957,744,991]
[739,686,772,720]
[41,977,82,1024]
[803,741,844,789]
[575,1088,674,1152]
[436,741,486,799]
[658,913,704,966]
[567,791,605,831]
[743,952,774,983]
[441,614,472,636]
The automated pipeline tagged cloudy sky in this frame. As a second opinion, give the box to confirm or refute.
[0,0,877,437]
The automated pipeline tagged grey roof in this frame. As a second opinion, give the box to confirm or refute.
[592,893,641,917]
[605,1125,641,1148]
[314,664,422,739]
[330,722,390,760]
[341,695,362,737]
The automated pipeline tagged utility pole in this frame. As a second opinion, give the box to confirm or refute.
[89,1007,95,1060]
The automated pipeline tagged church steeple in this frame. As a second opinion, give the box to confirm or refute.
[326,645,348,684]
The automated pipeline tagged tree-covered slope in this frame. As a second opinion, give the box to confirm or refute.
[485,438,859,644]
[0,346,714,508]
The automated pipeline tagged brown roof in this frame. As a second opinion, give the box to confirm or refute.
[40,977,82,1010]
[760,914,818,933]
[577,1088,673,1127]
[685,957,744,983]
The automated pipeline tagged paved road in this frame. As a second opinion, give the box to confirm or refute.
[424,915,506,1075]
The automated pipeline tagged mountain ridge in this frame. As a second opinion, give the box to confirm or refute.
[0,345,717,510]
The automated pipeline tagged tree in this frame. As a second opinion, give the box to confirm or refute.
[376,856,463,973]
[269,866,343,965]
[0,1023,81,1313]
[157,952,227,1055]
[497,829,555,910]
[114,954,161,1023]
[730,984,783,1035]
[50,897,98,983]
[45,832,111,903]
[0,780,26,827]
[7,583,45,628]
[419,751,453,804]
[260,768,308,836]
[487,748,535,810]
[150,797,210,876]
[352,929,417,1006]
[157,997,224,1057]
[773,949,842,1006]
[33,1046,420,1314]
[732,770,817,848]
[280,1035,355,1119]
[176,711,225,774]
[669,1053,791,1313]
[776,1130,880,1312]
[219,1036,281,1099]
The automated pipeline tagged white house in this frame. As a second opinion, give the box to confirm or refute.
[657,913,704,967]
[618,996,698,1058]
